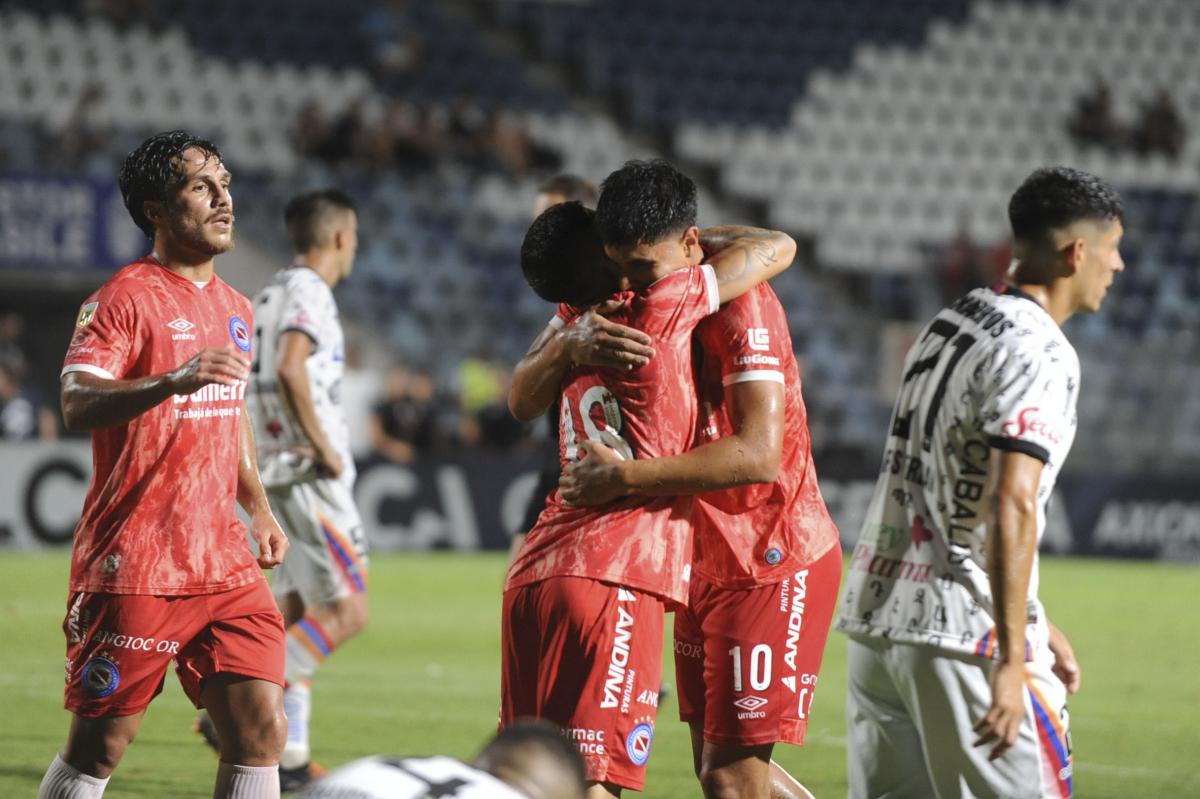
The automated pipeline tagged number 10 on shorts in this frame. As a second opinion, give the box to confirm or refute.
[729,644,812,719]
[729,644,772,692]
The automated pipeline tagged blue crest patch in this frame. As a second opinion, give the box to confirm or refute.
[81,655,120,698]
[626,723,653,767]
[229,316,251,352]
[765,547,783,565]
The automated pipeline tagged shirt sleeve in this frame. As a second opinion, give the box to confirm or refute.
[653,263,720,337]
[278,276,325,345]
[705,287,787,387]
[548,302,580,330]
[978,344,1072,464]
[61,286,140,380]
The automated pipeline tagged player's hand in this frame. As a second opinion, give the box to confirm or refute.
[315,442,345,479]
[973,659,1027,760]
[251,509,289,569]
[1047,622,1081,694]
[559,440,627,506]
[563,301,654,370]
[168,347,249,394]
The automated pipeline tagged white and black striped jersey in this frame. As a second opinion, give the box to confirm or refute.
[837,286,1079,659]
[296,756,526,799]
[246,266,352,488]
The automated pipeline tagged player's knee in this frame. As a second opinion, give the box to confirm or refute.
[698,764,754,799]
[221,704,287,765]
[64,725,136,777]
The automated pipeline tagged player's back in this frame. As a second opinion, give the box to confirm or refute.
[691,283,840,588]
[506,264,720,606]
[838,286,1079,657]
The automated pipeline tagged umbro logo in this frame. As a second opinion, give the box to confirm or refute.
[168,318,197,341]
[733,695,768,711]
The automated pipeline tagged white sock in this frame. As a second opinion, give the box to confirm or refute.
[280,682,312,769]
[38,754,109,799]
[213,762,279,799]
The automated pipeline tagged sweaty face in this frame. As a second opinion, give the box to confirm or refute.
[604,227,699,288]
[160,147,234,257]
[1076,219,1125,313]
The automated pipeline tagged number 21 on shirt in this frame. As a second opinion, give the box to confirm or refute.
[560,384,635,462]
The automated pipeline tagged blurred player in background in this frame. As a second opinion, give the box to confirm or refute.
[41,131,289,799]
[234,189,367,791]
[297,720,586,799]
[836,167,1124,798]
[503,159,797,797]
[559,213,841,797]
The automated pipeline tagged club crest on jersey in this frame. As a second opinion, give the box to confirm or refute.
[625,722,653,766]
[228,316,251,352]
[765,547,783,565]
[81,655,119,697]
[76,302,98,328]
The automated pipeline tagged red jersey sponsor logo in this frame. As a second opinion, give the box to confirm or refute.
[1002,406,1062,444]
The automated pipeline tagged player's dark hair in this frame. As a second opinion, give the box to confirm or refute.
[595,158,697,249]
[474,720,586,793]
[538,174,599,209]
[1008,166,1124,245]
[118,130,222,238]
[284,189,358,252]
[521,201,615,306]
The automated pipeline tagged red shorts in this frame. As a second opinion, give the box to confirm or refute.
[62,578,285,718]
[501,577,665,791]
[675,545,842,747]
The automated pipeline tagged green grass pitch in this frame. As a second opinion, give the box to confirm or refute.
[2,552,1197,797]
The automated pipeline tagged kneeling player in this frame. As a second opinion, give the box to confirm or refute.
[559,221,842,798]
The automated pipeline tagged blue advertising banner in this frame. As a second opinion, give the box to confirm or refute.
[0,173,146,271]
[1,442,1196,561]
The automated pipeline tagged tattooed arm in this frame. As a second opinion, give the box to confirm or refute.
[701,226,797,304]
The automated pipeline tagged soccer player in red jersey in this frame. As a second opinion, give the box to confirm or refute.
[39,131,290,799]
[502,159,798,798]
[560,277,841,799]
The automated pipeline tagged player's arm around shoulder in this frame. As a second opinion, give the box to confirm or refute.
[702,226,797,304]
[508,306,654,422]
[559,379,784,506]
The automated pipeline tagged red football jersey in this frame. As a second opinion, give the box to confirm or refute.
[691,283,840,589]
[507,264,720,606]
[61,258,260,596]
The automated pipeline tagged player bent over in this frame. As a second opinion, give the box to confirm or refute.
[40,131,289,799]
[837,167,1124,798]
[503,160,797,798]
[555,170,841,799]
